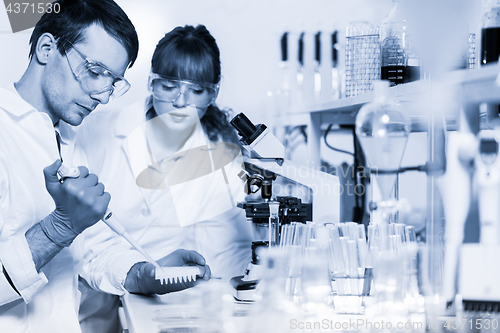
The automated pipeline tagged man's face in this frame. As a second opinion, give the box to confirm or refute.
[41,24,129,126]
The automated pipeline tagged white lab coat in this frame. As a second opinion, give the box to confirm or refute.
[0,86,84,333]
[77,102,254,296]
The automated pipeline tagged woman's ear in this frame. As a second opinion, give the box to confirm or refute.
[34,33,58,65]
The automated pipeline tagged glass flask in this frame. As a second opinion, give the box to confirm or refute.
[355,80,412,204]
[247,247,298,333]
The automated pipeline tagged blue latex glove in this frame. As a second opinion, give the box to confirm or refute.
[124,249,211,295]
[40,160,110,247]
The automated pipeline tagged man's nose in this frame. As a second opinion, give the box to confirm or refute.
[90,90,112,105]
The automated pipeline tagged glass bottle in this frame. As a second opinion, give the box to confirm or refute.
[481,0,500,65]
[380,0,420,86]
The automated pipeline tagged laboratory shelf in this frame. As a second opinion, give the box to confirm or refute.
[296,64,500,164]
[287,63,500,125]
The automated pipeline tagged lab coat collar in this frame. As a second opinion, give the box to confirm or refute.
[113,101,154,209]
[55,122,76,147]
[114,101,210,179]
[113,101,211,210]
[1,84,38,118]
[2,84,76,144]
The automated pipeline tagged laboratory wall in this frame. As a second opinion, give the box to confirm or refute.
[0,0,482,228]
[1,0,398,116]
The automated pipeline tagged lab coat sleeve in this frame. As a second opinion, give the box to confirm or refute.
[195,207,254,280]
[194,151,255,280]
[0,157,48,306]
[75,112,146,295]
[79,221,146,296]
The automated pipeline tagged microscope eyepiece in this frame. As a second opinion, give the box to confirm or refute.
[230,113,267,146]
[231,113,256,139]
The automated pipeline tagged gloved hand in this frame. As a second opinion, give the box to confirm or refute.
[40,159,111,247]
[124,249,211,295]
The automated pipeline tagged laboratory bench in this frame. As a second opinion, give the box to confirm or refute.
[119,281,430,333]
[120,284,254,333]
[119,286,487,333]
[119,286,334,333]
[119,281,255,333]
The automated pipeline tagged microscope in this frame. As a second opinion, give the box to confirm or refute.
[228,113,340,301]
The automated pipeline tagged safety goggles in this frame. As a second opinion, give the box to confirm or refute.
[63,41,131,101]
[149,73,219,108]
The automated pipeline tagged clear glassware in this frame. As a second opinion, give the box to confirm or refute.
[481,0,500,65]
[268,201,280,246]
[248,247,299,333]
[469,33,477,70]
[299,224,335,320]
[380,0,420,86]
[355,80,412,206]
[364,223,426,331]
[345,21,380,97]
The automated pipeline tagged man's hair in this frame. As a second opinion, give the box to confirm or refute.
[29,0,139,68]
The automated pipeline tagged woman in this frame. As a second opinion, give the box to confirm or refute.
[77,25,254,333]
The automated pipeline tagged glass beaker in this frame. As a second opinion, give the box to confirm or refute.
[345,22,381,97]
[380,0,420,86]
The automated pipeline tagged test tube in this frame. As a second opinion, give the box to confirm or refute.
[340,237,351,295]
[280,224,289,247]
[328,225,346,296]
[405,225,417,242]
[268,201,280,247]
[393,223,406,243]
[327,225,346,277]
[357,238,368,276]
[366,224,379,268]
[347,240,360,295]
[287,223,304,298]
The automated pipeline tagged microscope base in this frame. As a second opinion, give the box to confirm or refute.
[229,276,259,302]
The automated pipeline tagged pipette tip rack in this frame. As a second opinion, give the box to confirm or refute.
[155,266,201,285]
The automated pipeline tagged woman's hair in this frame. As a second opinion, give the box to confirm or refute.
[146,25,239,143]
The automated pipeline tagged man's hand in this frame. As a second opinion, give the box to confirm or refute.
[40,160,110,247]
[124,249,211,295]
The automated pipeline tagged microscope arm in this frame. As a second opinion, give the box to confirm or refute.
[246,158,340,224]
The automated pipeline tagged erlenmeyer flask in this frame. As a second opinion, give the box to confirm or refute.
[355,80,411,202]
[249,247,298,333]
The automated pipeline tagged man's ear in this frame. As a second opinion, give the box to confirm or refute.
[34,33,58,65]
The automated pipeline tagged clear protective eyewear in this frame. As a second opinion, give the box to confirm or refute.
[63,41,131,101]
[149,73,219,108]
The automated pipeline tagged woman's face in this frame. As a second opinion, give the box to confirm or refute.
[151,76,217,132]
[153,97,208,133]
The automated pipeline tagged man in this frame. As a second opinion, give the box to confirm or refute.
[0,1,209,332]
